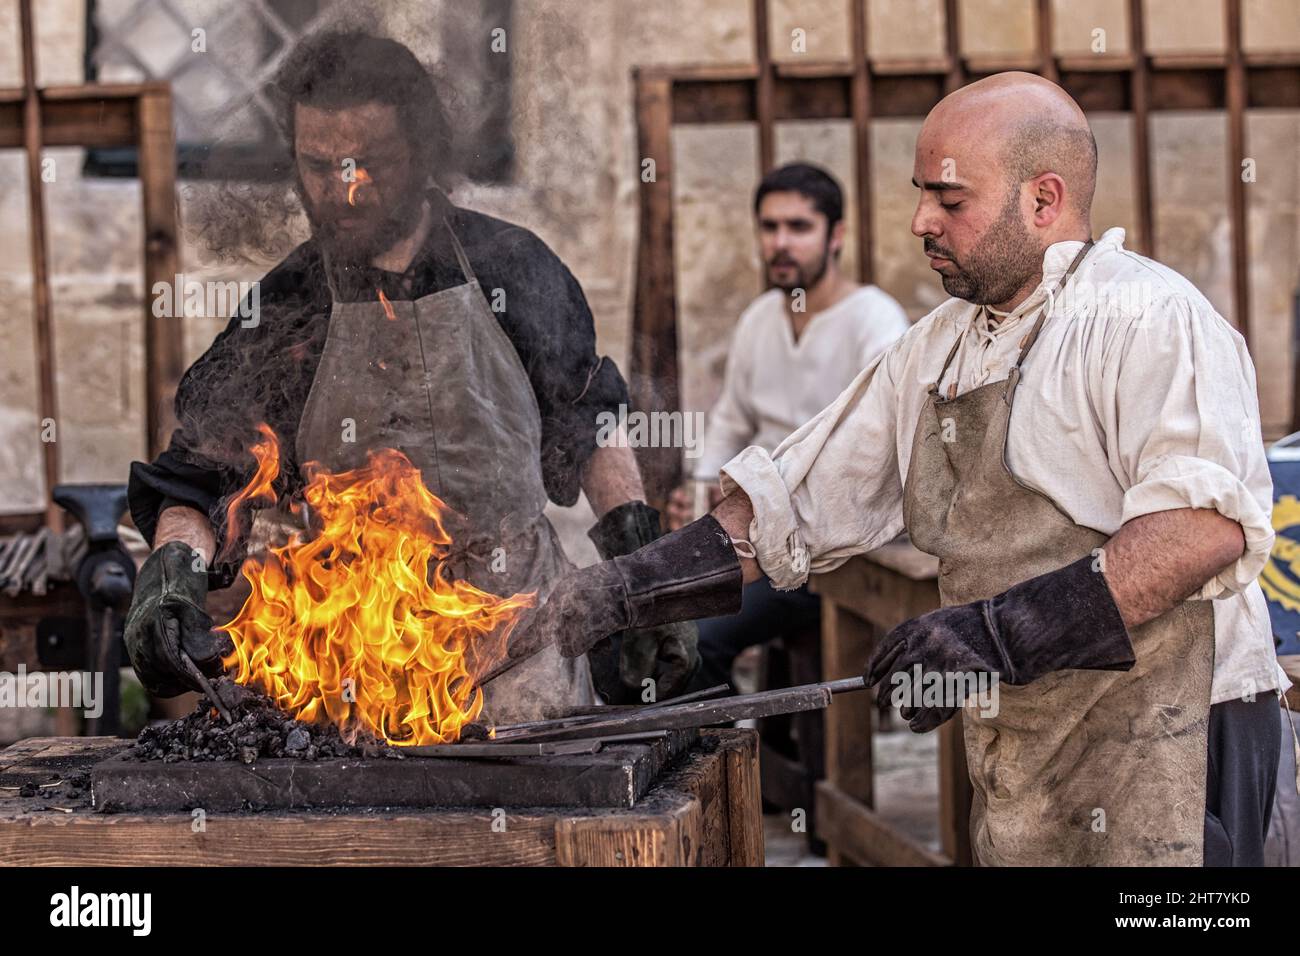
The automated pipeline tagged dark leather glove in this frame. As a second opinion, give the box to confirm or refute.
[124,540,233,698]
[512,515,742,685]
[865,554,1136,733]
[585,501,701,702]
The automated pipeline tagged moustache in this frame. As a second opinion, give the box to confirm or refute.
[923,240,957,261]
[768,256,798,268]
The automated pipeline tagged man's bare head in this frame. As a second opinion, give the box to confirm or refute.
[910,72,1097,308]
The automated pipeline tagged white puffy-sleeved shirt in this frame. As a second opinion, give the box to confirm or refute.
[721,227,1287,704]
[694,285,911,479]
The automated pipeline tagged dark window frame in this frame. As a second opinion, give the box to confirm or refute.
[82,0,515,185]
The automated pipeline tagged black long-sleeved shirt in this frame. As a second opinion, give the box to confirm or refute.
[128,192,629,586]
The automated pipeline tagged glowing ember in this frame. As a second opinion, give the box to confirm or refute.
[347,167,372,206]
[218,425,534,745]
[378,289,397,321]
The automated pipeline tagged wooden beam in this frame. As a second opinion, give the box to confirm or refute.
[722,729,766,866]
[0,83,161,149]
[819,599,877,863]
[1036,0,1058,84]
[137,88,184,458]
[1149,64,1224,109]
[1128,0,1155,257]
[1249,65,1300,108]
[816,780,951,866]
[850,0,875,284]
[772,75,851,120]
[753,0,775,172]
[673,77,754,123]
[18,0,59,528]
[938,717,973,865]
[943,0,965,94]
[629,71,680,508]
[1057,68,1129,112]
[664,61,1294,126]
[1224,0,1250,347]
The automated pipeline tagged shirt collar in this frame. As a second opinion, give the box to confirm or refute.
[971,227,1122,335]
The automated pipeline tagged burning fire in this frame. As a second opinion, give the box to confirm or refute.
[218,424,534,745]
[347,167,372,206]
[378,289,397,321]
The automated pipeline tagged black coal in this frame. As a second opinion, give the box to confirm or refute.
[132,677,384,763]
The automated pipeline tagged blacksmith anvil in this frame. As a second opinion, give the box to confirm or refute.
[40,484,137,736]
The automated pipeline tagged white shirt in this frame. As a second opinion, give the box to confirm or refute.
[720,227,1287,704]
[695,285,911,478]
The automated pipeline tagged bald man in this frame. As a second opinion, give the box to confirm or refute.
[517,73,1286,866]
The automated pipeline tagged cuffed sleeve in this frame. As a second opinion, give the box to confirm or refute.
[1105,294,1274,599]
[1121,455,1273,597]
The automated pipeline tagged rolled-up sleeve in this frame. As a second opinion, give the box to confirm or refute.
[719,345,907,589]
[1106,295,1274,599]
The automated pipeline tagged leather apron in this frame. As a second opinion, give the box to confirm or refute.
[294,217,595,724]
[902,242,1215,865]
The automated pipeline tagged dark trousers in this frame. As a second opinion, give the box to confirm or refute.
[688,578,822,691]
[1204,694,1281,866]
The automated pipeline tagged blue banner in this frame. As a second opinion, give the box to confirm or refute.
[1263,457,1300,655]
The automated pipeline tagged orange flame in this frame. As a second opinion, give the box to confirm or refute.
[378,289,397,321]
[220,423,280,561]
[218,427,534,745]
[347,167,372,207]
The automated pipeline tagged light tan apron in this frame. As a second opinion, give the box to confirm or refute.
[295,217,595,724]
[902,242,1215,865]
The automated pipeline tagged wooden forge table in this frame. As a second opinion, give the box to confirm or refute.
[811,541,974,866]
[0,728,762,867]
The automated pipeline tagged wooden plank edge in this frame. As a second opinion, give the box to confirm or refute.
[815,780,951,867]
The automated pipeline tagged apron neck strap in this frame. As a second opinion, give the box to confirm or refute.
[930,332,965,396]
[1011,237,1094,370]
[929,237,1096,399]
[443,217,478,286]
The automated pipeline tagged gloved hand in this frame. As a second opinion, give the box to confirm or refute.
[512,514,742,695]
[865,554,1136,733]
[586,501,703,702]
[124,540,233,698]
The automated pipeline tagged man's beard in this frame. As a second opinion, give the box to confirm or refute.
[299,182,425,269]
[767,243,830,293]
[924,188,1043,306]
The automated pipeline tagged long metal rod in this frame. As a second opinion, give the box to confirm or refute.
[18,0,60,528]
[490,682,732,736]
[493,678,865,744]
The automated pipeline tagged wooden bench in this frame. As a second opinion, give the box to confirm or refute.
[0,729,764,867]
